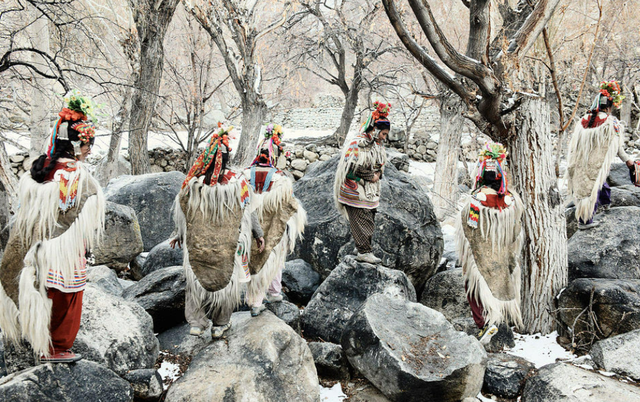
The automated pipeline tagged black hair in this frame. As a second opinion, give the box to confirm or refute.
[29,120,92,183]
[30,139,75,183]
[203,148,229,185]
[481,171,502,192]
[587,96,613,128]
[374,120,391,131]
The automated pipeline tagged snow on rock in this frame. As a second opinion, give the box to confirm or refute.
[507,331,575,369]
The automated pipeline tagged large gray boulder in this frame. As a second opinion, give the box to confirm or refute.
[266,300,301,333]
[610,184,640,208]
[521,362,640,402]
[607,162,633,187]
[165,311,319,402]
[157,322,211,357]
[94,155,132,187]
[92,202,144,271]
[74,284,159,375]
[0,361,133,401]
[482,353,534,399]
[282,259,321,304]
[308,342,350,380]
[123,266,186,333]
[557,278,640,344]
[140,240,184,278]
[122,368,163,402]
[342,294,487,402]
[302,255,416,343]
[420,268,470,322]
[292,155,443,294]
[104,171,185,251]
[568,207,640,280]
[87,265,124,296]
[591,329,640,380]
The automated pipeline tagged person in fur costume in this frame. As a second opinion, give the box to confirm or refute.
[456,142,524,345]
[170,124,266,339]
[242,124,306,317]
[334,101,390,264]
[567,80,634,230]
[0,91,105,363]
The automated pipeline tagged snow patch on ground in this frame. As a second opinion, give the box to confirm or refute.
[320,383,347,401]
[507,331,576,368]
[156,354,182,390]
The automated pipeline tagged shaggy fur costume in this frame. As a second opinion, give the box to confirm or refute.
[0,164,104,357]
[243,171,306,306]
[333,133,387,219]
[456,191,524,328]
[567,115,622,222]
[174,173,252,316]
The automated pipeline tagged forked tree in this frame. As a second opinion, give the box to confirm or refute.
[128,0,180,175]
[382,0,566,334]
[185,0,290,166]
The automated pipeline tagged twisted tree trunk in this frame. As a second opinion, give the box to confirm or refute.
[128,0,179,175]
[432,94,465,220]
[234,95,267,167]
[508,97,567,334]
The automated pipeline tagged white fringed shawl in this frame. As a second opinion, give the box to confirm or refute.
[0,164,105,357]
[333,133,387,219]
[456,191,524,328]
[566,116,622,222]
[175,174,253,317]
[244,174,306,306]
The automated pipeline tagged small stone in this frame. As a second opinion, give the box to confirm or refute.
[291,159,308,171]
[291,170,305,180]
[9,154,24,163]
[303,150,318,163]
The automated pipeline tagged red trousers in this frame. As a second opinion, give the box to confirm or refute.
[47,288,83,354]
[465,284,486,329]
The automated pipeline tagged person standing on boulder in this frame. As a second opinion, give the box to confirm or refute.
[456,143,524,345]
[0,91,105,363]
[334,101,390,264]
[242,124,306,317]
[567,80,635,230]
[170,124,266,339]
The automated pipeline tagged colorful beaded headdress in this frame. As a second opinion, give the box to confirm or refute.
[251,123,284,167]
[361,101,391,134]
[182,123,233,188]
[473,142,508,195]
[590,80,625,111]
[47,90,97,157]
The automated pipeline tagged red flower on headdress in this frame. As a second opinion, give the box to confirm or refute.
[371,101,391,122]
[59,107,86,122]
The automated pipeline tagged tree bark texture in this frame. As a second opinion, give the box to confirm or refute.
[334,85,360,146]
[508,97,567,335]
[128,0,179,175]
[28,11,51,158]
[433,94,464,220]
[234,96,267,167]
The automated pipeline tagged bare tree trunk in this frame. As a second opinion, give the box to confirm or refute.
[28,11,51,158]
[128,0,179,175]
[234,97,267,167]
[508,97,567,335]
[333,86,359,146]
[432,94,464,220]
[0,144,17,208]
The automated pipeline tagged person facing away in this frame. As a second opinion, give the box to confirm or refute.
[242,123,306,317]
[566,80,635,230]
[170,124,265,339]
[0,91,104,363]
[456,142,524,346]
[334,101,390,265]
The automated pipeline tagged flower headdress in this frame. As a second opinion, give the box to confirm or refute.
[361,101,392,135]
[182,122,233,188]
[47,90,98,157]
[474,142,508,195]
[590,80,625,111]
[252,123,284,167]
